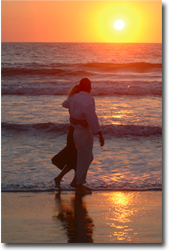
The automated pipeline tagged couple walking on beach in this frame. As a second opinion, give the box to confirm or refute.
[52,78,104,195]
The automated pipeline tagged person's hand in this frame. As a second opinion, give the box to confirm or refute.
[98,131,104,146]
[99,135,104,146]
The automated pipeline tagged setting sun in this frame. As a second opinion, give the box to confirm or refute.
[1,0,162,43]
[114,20,125,30]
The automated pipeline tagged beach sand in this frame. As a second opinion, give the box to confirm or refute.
[1,191,162,243]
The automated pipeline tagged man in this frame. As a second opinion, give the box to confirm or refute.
[62,78,104,194]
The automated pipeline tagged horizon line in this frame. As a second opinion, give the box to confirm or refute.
[1,41,162,44]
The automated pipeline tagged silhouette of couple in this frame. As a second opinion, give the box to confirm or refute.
[52,78,104,195]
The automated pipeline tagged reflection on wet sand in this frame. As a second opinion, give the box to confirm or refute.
[53,192,94,243]
[51,191,162,243]
[105,192,139,242]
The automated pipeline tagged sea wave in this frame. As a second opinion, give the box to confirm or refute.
[1,67,93,78]
[1,80,162,96]
[1,182,162,192]
[81,62,162,72]
[1,122,162,137]
[1,62,162,77]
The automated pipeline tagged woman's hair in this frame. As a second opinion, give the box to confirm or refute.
[67,78,91,97]
[67,84,80,98]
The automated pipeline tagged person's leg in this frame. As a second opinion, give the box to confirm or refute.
[70,174,76,187]
[73,128,93,194]
[70,175,92,191]
[54,165,72,189]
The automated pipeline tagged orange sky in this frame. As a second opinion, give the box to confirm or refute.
[1,0,162,43]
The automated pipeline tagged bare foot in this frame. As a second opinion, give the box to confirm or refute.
[54,177,61,190]
[75,185,92,195]
[70,180,76,187]
[82,185,92,191]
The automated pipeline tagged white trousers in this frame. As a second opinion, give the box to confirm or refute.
[73,127,93,185]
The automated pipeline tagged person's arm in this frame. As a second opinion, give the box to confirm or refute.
[98,131,104,147]
[84,101,104,147]
[62,98,70,108]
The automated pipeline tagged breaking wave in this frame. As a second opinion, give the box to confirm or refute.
[1,80,162,96]
[1,62,162,77]
[1,122,162,137]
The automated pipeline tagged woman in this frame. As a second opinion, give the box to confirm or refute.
[51,84,80,189]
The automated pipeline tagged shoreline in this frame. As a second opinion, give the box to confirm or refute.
[1,188,162,193]
[1,190,162,243]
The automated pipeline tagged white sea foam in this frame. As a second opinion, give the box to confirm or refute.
[1,79,162,96]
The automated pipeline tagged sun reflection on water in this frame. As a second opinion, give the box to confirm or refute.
[105,192,138,242]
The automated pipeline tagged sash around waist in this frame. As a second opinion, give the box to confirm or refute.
[70,116,89,128]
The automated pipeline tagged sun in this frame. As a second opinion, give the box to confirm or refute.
[114,20,125,30]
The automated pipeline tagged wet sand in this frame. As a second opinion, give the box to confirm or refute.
[1,191,162,243]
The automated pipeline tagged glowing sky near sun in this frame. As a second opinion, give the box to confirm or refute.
[1,0,162,43]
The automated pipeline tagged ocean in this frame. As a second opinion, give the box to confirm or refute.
[1,42,162,192]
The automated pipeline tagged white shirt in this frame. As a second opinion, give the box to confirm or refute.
[62,91,101,134]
